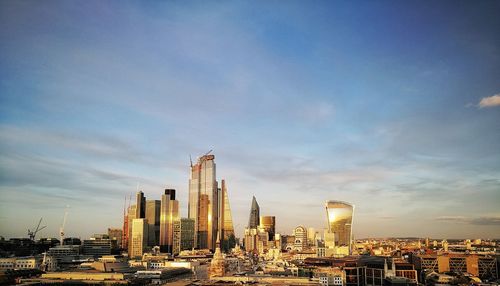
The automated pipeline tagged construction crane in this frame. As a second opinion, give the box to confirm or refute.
[203,149,213,157]
[28,217,46,241]
[60,207,69,246]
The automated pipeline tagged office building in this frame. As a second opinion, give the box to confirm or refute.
[244,227,258,253]
[248,196,260,228]
[135,191,146,219]
[188,153,219,250]
[259,216,276,241]
[130,218,148,258]
[325,201,354,251]
[83,234,112,257]
[145,200,161,246]
[219,179,235,241]
[107,228,123,249]
[159,189,179,253]
[126,204,137,251]
[178,218,195,251]
[293,226,308,251]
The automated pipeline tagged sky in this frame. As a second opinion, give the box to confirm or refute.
[0,1,499,240]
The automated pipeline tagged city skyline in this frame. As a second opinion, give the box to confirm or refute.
[1,1,500,240]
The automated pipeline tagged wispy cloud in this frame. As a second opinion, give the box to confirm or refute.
[436,215,500,226]
[478,94,500,108]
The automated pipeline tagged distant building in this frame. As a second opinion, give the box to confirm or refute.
[145,200,161,246]
[83,234,112,257]
[293,226,308,251]
[107,228,122,249]
[248,196,260,228]
[0,257,39,270]
[159,189,179,253]
[179,218,195,251]
[260,216,276,241]
[135,191,146,220]
[130,218,148,258]
[325,201,354,253]
[127,204,137,251]
[413,253,497,280]
[219,179,235,241]
[244,228,258,253]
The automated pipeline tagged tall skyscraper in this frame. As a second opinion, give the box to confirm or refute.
[248,196,260,228]
[159,189,179,253]
[188,153,218,250]
[135,191,146,219]
[259,216,276,241]
[127,204,136,251]
[325,200,354,251]
[145,200,161,246]
[219,179,235,241]
[130,218,148,258]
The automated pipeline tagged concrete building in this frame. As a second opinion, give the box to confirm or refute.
[82,234,112,257]
[107,228,123,249]
[0,257,39,270]
[413,253,497,279]
[179,218,195,251]
[293,226,308,251]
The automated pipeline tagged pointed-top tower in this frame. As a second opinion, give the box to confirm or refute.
[220,180,235,240]
[209,228,225,278]
[248,196,260,228]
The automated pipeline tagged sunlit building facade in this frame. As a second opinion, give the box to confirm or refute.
[248,196,260,228]
[260,216,276,241]
[189,154,219,250]
[325,200,354,252]
[219,179,235,241]
[130,218,148,258]
[145,200,161,247]
[159,189,179,253]
[293,225,308,251]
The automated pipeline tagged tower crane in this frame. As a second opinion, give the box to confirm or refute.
[60,207,69,246]
[28,217,46,241]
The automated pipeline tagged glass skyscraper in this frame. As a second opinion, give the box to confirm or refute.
[325,200,354,250]
[159,189,179,253]
[219,179,235,241]
[188,154,218,250]
[248,196,260,228]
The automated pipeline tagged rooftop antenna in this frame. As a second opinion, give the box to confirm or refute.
[189,154,193,168]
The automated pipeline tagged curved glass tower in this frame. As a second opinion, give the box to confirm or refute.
[325,200,354,250]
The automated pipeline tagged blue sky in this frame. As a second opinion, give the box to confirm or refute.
[1,1,499,239]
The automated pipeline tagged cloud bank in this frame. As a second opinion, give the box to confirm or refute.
[478,94,500,108]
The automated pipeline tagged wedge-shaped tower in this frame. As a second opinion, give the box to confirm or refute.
[219,180,234,240]
[248,196,260,228]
